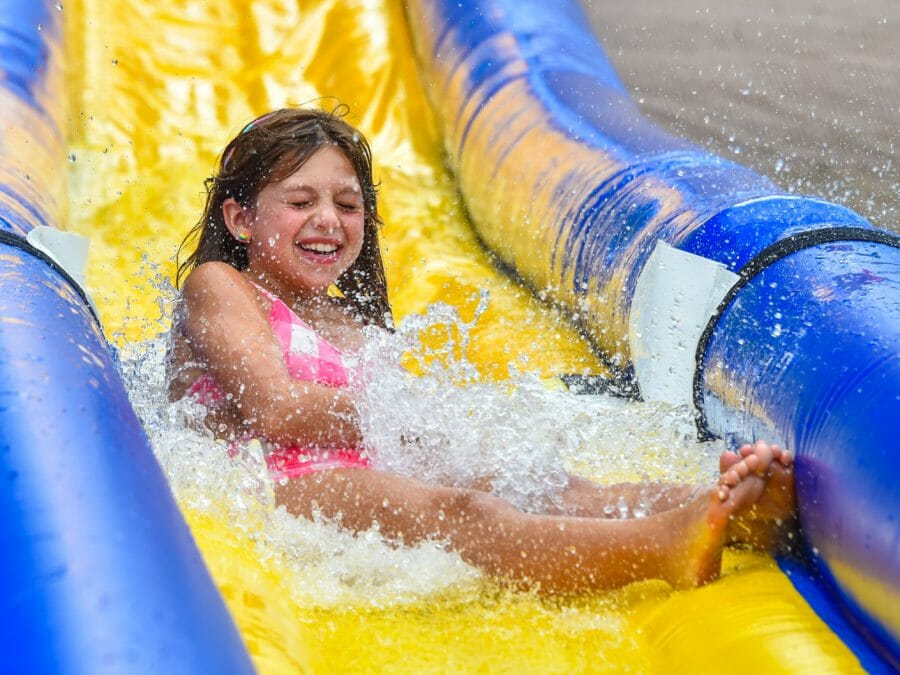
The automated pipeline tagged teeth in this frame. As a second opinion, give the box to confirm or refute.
[300,242,338,254]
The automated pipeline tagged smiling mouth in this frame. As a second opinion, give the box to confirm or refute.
[297,241,341,257]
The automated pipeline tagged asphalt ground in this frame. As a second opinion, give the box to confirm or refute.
[583,0,899,231]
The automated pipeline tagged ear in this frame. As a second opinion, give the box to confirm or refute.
[222,198,252,242]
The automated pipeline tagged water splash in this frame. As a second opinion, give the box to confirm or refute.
[118,283,724,606]
[356,297,568,513]
[120,331,480,609]
[356,296,723,514]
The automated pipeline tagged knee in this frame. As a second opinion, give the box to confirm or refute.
[430,487,490,530]
[433,487,520,541]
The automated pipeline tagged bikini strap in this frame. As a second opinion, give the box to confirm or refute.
[249,281,277,303]
[249,281,313,332]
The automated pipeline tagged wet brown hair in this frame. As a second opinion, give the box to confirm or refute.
[175,106,392,329]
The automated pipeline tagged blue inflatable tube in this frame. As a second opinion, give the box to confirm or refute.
[404,0,900,667]
[0,1,252,671]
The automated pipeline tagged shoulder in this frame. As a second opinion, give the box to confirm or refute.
[183,262,254,303]
[181,262,267,319]
[183,261,246,293]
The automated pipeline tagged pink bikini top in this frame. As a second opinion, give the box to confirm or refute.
[188,284,359,404]
[186,283,371,479]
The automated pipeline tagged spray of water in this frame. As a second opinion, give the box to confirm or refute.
[357,294,724,514]
[118,276,725,607]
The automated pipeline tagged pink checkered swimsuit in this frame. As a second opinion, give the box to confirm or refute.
[187,283,373,479]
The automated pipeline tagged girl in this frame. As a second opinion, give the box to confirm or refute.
[169,107,795,594]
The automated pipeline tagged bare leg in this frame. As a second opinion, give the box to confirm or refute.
[545,443,793,526]
[552,476,699,518]
[274,444,775,593]
[461,472,697,518]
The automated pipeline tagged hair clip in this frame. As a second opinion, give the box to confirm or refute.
[240,110,279,135]
[223,111,280,168]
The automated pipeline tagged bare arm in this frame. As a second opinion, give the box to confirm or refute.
[180,262,362,448]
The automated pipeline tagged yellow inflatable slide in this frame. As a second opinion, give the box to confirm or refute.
[62,0,863,672]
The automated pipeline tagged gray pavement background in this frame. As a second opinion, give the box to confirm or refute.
[582,0,899,231]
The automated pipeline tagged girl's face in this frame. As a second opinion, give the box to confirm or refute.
[224,145,365,298]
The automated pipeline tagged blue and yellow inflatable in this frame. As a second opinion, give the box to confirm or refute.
[1,0,897,671]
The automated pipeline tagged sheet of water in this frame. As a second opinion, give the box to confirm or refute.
[119,286,725,609]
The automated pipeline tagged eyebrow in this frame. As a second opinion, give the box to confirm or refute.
[281,181,361,194]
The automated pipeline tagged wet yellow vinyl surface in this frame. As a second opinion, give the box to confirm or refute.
[64,0,863,672]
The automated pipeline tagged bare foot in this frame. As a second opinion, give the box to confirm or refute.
[665,444,773,588]
[720,442,797,552]
[722,442,795,518]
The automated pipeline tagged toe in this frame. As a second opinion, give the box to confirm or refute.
[742,454,759,475]
[720,450,740,473]
[723,468,741,487]
[752,442,774,474]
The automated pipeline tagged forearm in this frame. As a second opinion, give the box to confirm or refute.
[241,381,363,448]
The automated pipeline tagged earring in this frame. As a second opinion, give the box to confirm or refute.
[237,232,249,242]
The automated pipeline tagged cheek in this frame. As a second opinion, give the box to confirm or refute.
[257,233,282,252]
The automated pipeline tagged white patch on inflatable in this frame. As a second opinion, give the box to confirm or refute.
[26,226,99,317]
[27,225,90,286]
[629,240,739,405]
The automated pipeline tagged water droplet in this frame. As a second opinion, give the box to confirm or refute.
[616,495,629,519]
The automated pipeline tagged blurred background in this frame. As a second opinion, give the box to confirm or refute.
[585,0,898,232]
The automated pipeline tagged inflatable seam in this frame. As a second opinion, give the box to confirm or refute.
[0,227,103,330]
[692,225,900,440]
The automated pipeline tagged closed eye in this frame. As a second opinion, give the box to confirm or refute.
[338,202,361,211]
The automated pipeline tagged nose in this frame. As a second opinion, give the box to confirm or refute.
[312,201,340,232]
